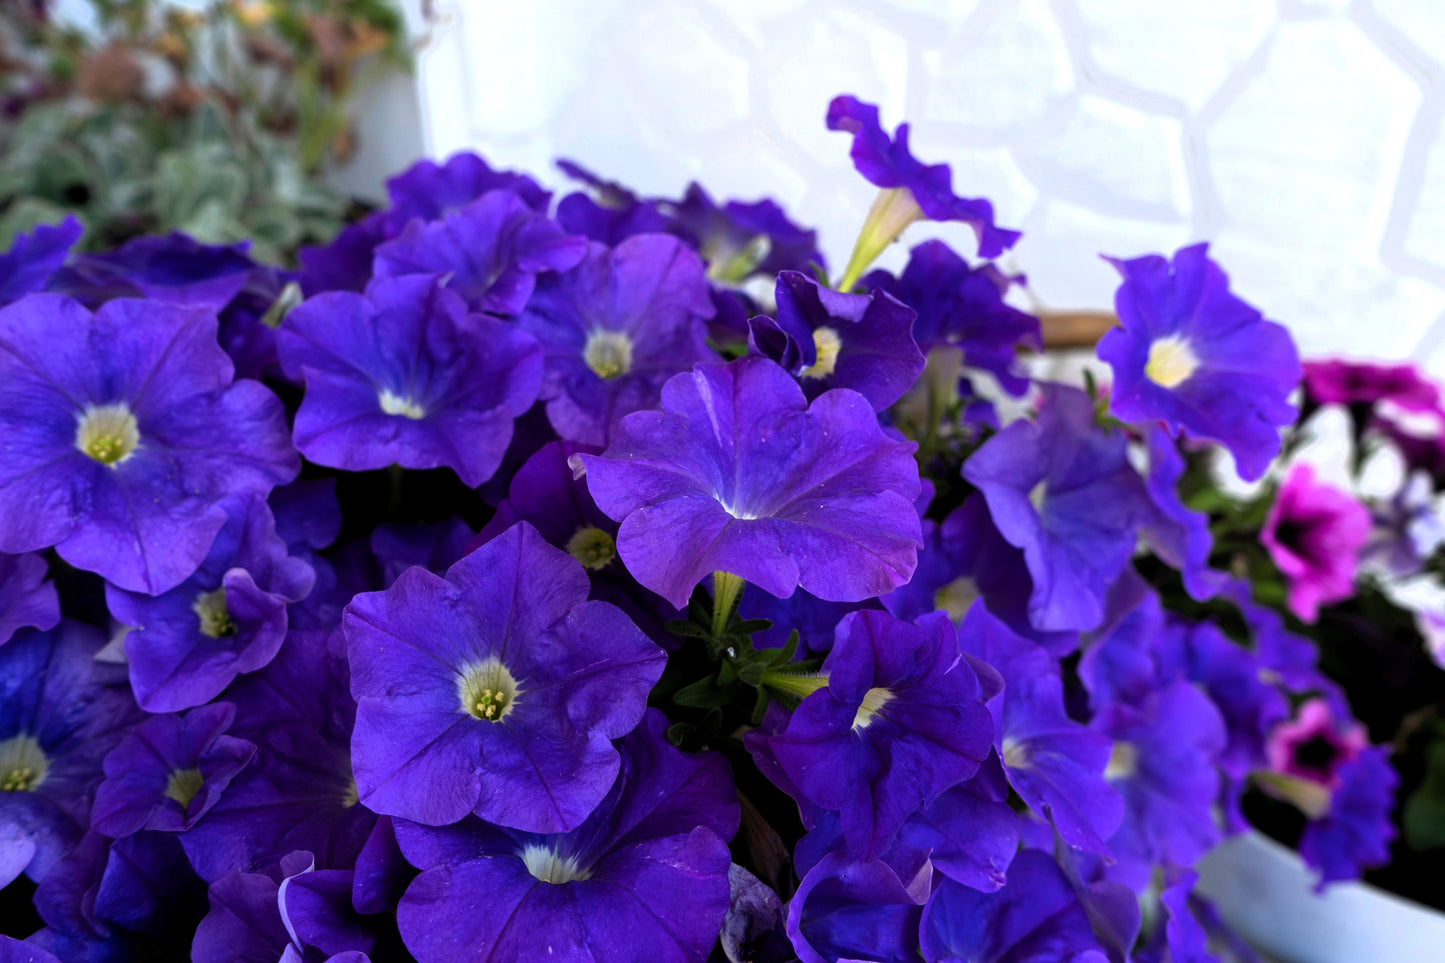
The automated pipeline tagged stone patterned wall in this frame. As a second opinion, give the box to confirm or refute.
[416,1,1445,371]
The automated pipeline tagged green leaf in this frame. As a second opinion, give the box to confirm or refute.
[671,675,731,710]
[1405,738,1445,851]
[665,619,708,640]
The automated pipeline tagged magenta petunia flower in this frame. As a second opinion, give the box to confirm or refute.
[578,356,922,608]
[1261,463,1370,623]
[1302,358,1440,413]
[0,294,298,594]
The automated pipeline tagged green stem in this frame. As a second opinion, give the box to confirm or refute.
[835,187,923,292]
[710,571,745,639]
[757,667,830,700]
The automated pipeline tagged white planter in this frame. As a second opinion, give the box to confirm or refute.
[1195,830,1445,963]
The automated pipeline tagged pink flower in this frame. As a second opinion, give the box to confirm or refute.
[1302,359,1440,413]
[1261,464,1369,622]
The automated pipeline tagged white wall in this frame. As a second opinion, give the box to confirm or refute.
[409,0,1445,375]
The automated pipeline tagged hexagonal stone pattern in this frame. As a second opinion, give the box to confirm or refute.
[408,0,1445,374]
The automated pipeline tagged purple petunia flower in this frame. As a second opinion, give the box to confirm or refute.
[90,702,256,837]
[178,629,375,883]
[394,710,738,963]
[0,217,81,306]
[786,849,925,963]
[863,239,1041,396]
[473,440,681,647]
[748,269,924,413]
[920,850,1111,963]
[0,622,142,884]
[1092,680,1226,890]
[0,293,298,594]
[1097,244,1299,482]
[386,151,551,222]
[1261,463,1370,623]
[1362,470,1445,578]
[554,160,674,245]
[108,492,314,711]
[764,609,995,860]
[516,233,718,445]
[827,95,1020,286]
[579,356,922,608]
[373,190,586,316]
[668,182,826,284]
[1297,745,1398,886]
[959,605,1123,856]
[297,151,550,299]
[0,936,62,963]
[794,758,1020,894]
[192,850,377,963]
[345,522,665,832]
[1140,426,1228,602]
[278,274,543,487]
[297,214,391,296]
[963,384,1153,633]
[0,552,59,648]
[31,829,198,960]
[53,233,256,310]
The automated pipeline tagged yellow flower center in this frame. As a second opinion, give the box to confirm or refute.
[565,527,616,571]
[583,330,633,380]
[1105,741,1138,780]
[852,686,895,731]
[76,402,140,466]
[801,327,842,380]
[520,844,591,884]
[164,767,204,807]
[457,658,519,722]
[193,588,237,638]
[1145,336,1200,389]
[0,735,48,793]
[379,389,427,420]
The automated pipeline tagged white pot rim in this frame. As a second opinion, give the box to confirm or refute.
[1196,829,1445,963]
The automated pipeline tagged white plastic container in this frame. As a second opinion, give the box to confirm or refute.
[1195,830,1445,963]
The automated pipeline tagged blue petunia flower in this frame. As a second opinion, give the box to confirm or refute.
[373,190,586,316]
[107,492,314,711]
[516,233,718,446]
[278,274,543,487]
[0,552,59,649]
[920,849,1111,963]
[864,239,1040,396]
[748,269,924,413]
[0,294,298,594]
[764,609,995,861]
[963,384,1153,633]
[1097,244,1299,482]
[579,356,922,608]
[827,95,1020,290]
[0,623,142,885]
[345,522,665,832]
[393,710,737,963]
[0,217,82,306]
